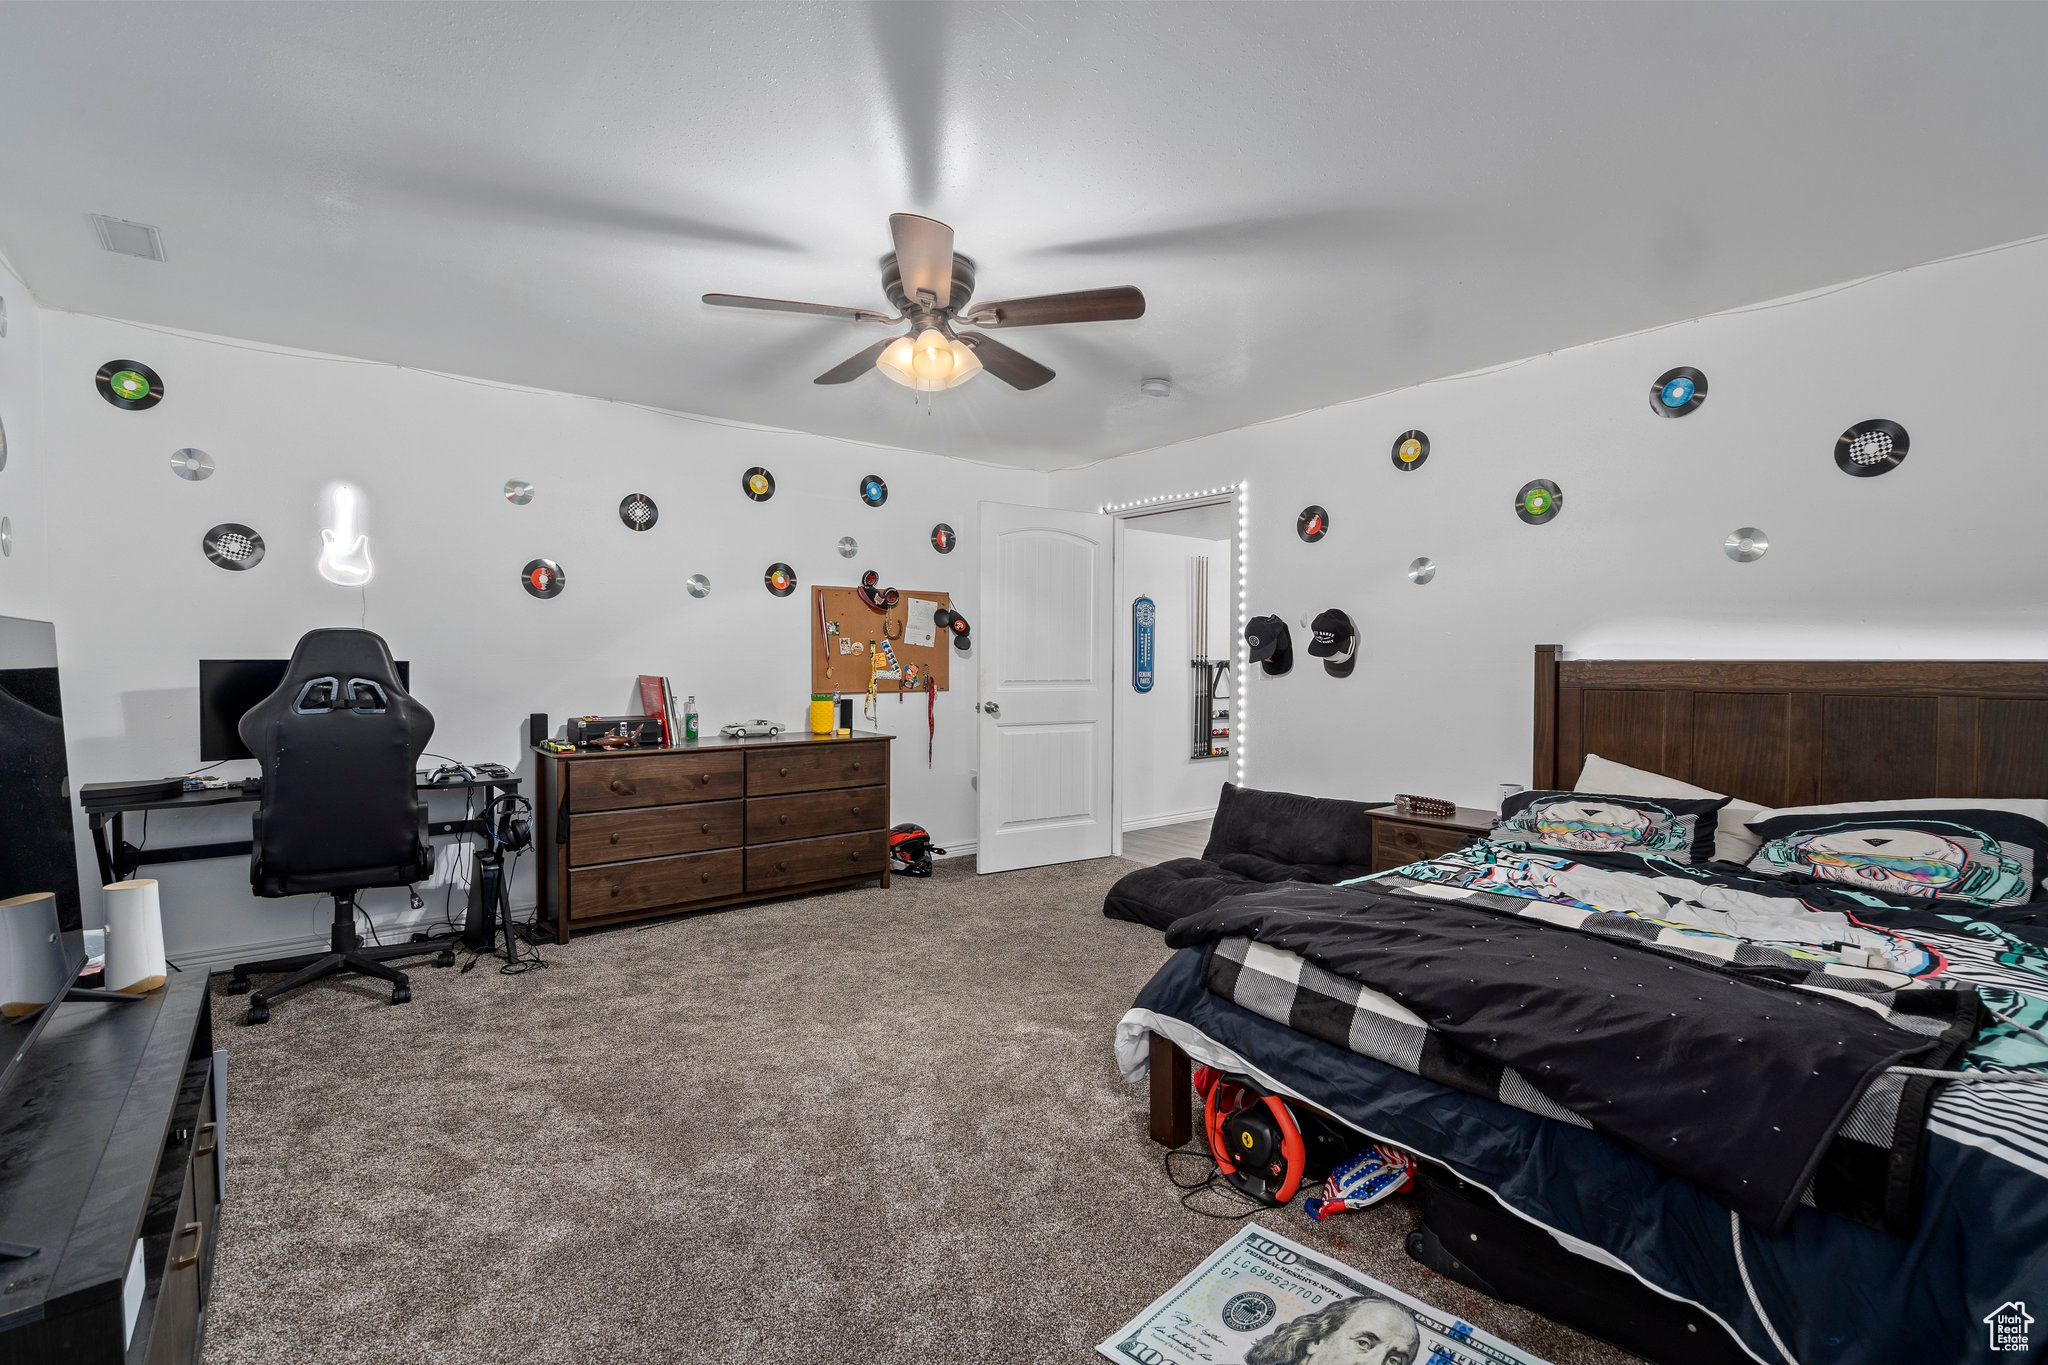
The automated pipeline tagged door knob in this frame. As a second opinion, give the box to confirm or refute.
[980,701,1000,717]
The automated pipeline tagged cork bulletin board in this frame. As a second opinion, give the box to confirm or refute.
[809,585,953,694]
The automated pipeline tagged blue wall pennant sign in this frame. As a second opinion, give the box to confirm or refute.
[1132,596,1156,693]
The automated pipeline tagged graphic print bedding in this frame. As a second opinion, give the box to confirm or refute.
[1163,838,2048,1236]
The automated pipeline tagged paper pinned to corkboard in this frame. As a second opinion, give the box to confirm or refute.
[810,585,951,694]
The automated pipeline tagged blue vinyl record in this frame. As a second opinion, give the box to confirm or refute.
[859,474,889,507]
[1650,366,1707,418]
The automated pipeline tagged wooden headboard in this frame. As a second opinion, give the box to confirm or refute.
[1533,646,2048,808]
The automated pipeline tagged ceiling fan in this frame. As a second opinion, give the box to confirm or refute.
[703,214,1144,392]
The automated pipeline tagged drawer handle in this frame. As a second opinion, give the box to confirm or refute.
[778,766,789,777]
[778,813,789,825]
[608,883,621,897]
[850,760,862,772]
[775,860,788,873]
[699,773,712,785]
[171,1221,203,1271]
[610,779,634,794]
[849,850,861,862]
[701,821,712,834]
[850,805,861,817]
[194,1122,217,1158]
[700,871,712,883]
[609,832,621,845]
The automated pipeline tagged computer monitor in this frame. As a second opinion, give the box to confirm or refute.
[200,658,410,762]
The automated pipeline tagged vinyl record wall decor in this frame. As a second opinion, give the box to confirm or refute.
[1391,430,1429,472]
[619,492,659,530]
[202,523,264,571]
[1514,479,1562,524]
[1836,420,1908,477]
[743,467,776,501]
[504,480,535,505]
[1650,367,1707,417]
[1296,506,1329,542]
[1724,528,1769,562]
[97,360,164,410]
[837,536,859,558]
[764,562,797,596]
[858,474,888,507]
[520,558,566,598]
[931,523,956,554]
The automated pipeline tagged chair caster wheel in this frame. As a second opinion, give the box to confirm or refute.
[434,949,456,968]
[245,1000,270,1025]
[224,978,250,995]
[390,986,412,1006]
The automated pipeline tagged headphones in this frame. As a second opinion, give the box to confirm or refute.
[857,570,901,612]
[482,792,534,854]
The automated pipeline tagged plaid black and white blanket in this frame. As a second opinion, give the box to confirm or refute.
[1164,843,1988,1235]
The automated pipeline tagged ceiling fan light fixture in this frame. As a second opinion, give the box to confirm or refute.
[876,331,981,391]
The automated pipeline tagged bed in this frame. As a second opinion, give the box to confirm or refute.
[1117,649,2048,1365]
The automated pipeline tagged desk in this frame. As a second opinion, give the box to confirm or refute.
[78,775,521,886]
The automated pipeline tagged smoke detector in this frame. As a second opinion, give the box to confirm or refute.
[91,215,166,261]
[1140,377,1172,398]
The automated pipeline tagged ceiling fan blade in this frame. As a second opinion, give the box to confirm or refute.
[964,286,1145,329]
[957,332,1054,390]
[703,294,897,324]
[889,213,955,309]
[813,338,896,385]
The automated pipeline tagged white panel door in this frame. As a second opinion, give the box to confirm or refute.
[975,501,1115,873]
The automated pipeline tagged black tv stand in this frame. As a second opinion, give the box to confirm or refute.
[0,974,222,1363]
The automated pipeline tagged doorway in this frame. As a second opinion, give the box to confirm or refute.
[1111,494,1242,863]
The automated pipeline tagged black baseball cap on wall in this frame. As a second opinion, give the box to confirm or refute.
[1245,615,1293,676]
[1306,608,1358,678]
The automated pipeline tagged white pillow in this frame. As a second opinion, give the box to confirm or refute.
[1574,753,1766,865]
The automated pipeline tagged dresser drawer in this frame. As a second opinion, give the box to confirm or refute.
[746,830,888,891]
[568,752,744,811]
[568,801,743,867]
[745,743,887,796]
[747,786,886,845]
[568,848,743,920]
[1373,818,1475,871]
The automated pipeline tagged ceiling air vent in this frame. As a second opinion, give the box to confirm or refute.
[90,215,165,261]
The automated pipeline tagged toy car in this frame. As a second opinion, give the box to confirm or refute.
[719,720,783,739]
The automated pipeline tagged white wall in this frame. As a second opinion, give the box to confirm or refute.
[1053,235,2048,812]
[0,256,50,619]
[1116,523,1232,827]
[30,310,1043,966]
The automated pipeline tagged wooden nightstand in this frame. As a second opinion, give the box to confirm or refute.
[1370,804,1496,872]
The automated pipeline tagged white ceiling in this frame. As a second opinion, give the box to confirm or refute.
[2,2,2045,472]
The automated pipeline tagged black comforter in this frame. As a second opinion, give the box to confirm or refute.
[1164,878,1981,1232]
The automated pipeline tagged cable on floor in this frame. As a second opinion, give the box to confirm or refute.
[1729,1210,1799,1365]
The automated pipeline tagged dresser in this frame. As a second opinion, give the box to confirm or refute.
[1368,804,1496,872]
[534,732,892,941]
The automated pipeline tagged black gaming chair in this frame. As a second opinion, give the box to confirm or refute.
[224,629,454,1024]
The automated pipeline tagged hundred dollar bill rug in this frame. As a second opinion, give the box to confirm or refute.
[199,857,1635,1365]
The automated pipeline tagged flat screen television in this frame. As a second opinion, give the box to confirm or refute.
[0,615,86,1099]
[200,657,409,762]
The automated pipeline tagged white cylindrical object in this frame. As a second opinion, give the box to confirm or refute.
[1,892,68,1018]
[103,879,168,995]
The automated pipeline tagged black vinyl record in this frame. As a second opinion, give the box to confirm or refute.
[1296,506,1330,542]
[97,359,164,410]
[1514,479,1562,525]
[202,523,263,570]
[1835,419,1909,477]
[931,523,956,554]
[619,492,659,531]
[764,562,797,596]
[520,558,566,599]
[859,474,888,507]
[742,467,776,502]
[1391,430,1429,472]
[1651,367,1707,418]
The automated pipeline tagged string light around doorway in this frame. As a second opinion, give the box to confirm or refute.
[1098,482,1250,787]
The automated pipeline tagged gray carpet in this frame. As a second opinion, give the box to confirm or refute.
[201,857,1637,1364]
